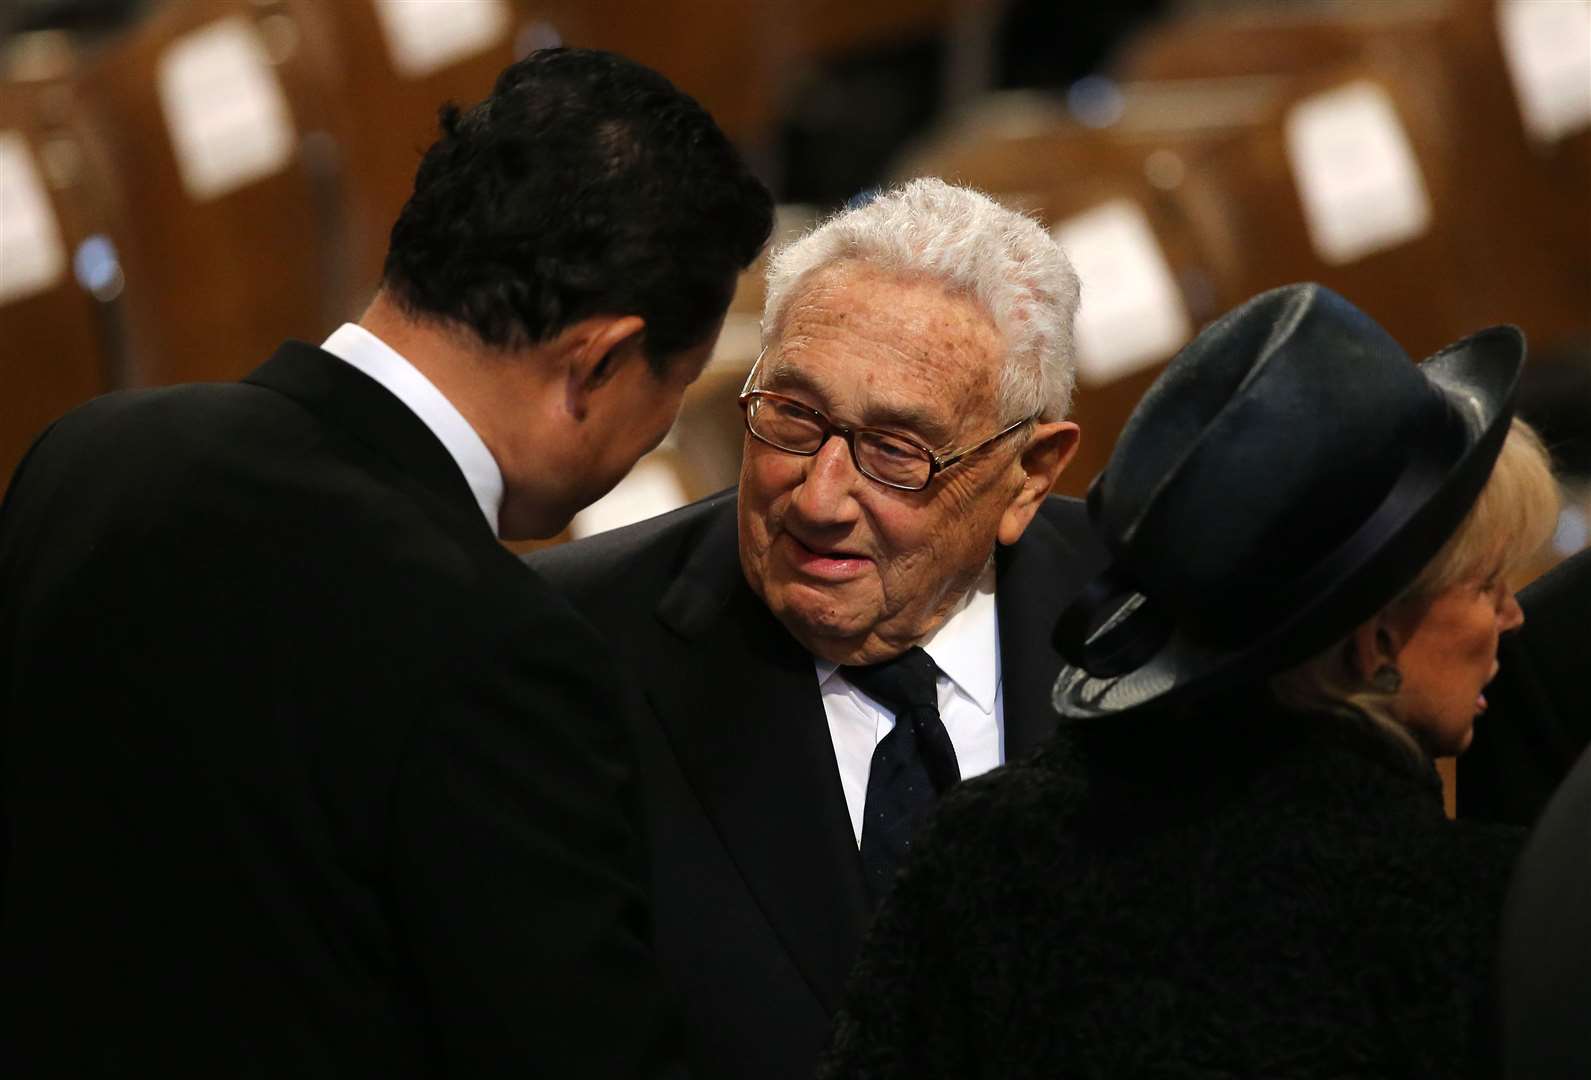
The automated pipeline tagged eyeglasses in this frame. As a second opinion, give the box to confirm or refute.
[736,361,1036,492]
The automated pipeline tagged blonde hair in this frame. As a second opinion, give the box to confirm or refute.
[761,178,1081,422]
[1272,419,1560,753]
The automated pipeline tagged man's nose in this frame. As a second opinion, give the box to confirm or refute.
[789,434,863,524]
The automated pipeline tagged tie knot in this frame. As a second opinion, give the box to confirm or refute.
[844,646,939,714]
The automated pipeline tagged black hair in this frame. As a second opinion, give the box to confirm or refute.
[383,48,773,369]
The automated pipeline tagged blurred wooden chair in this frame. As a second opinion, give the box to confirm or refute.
[285,0,595,315]
[1110,0,1451,83]
[67,0,343,386]
[1112,0,1589,354]
[0,38,121,496]
[1435,0,1590,352]
[895,86,1274,495]
[545,0,789,149]
[1164,60,1473,358]
[1038,180,1217,498]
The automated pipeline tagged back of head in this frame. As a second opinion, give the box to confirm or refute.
[383,48,774,364]
[761,179,1080,421]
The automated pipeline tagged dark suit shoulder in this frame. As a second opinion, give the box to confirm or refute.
[59,378,279,427]
[1033,492,1090,532]
[1011,493,1104,566]
[19,382,270,473]
[528,489,735,604]
[6,374,594,687]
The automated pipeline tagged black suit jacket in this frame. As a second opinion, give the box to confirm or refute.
[529,490,1107,1080]
[0,342,681,1077]
[1458,548,1591,826]
[1501,737,1591,1079]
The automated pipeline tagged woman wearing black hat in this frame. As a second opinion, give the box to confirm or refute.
[821,283,1559,1079]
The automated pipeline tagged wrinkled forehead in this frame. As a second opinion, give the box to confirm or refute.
[761,263,1006,433]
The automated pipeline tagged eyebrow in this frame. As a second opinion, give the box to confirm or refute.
[762,358,955,446]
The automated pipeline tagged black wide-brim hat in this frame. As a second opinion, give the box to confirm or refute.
[1053,282,1523,719]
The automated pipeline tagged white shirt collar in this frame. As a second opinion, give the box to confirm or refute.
[321,323,505,534]
[815,561,1000,714]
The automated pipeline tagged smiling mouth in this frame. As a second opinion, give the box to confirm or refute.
[784,534,873,579]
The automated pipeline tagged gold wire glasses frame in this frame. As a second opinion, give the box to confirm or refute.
[736,351,1037,492]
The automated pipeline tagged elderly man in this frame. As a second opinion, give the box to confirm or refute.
[530,179,1106,1080]
[1,49,771,1077]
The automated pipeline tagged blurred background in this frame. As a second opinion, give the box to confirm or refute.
[1,0,1587,575]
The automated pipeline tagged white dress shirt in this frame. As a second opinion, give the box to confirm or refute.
[816,563,1004,845]
[321,323,505,535]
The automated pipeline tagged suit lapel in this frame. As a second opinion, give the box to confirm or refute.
[646,501,869,1013]
[997,499,1110,760]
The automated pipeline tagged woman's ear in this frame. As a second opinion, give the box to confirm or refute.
[1348,600,1422,683]
[1348,619,1397,683]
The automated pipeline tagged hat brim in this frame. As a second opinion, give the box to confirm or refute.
[1053,325,1524,720]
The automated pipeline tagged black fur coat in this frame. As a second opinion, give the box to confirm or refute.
[822,697,1523,1079]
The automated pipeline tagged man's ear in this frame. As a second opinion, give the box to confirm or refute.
[561,315,646,420]
[998,420,1081,545]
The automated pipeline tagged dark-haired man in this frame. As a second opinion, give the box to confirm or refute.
[0,48,772,1077]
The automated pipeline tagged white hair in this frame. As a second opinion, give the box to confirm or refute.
[760,178,1081,421]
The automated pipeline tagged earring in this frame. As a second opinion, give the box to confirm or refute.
[1370,665,1403,693]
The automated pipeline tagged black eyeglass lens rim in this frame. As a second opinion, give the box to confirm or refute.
[742,393,936,489]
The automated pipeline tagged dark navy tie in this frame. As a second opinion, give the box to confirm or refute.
[845,646,960,905]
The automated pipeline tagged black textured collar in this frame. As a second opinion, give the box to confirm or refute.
[243,340,484,529]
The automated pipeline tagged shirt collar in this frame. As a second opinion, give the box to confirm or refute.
[321,323,505,535]
[815,562,1001,714]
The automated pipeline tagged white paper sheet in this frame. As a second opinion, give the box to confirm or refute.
[157,17,296,202]
[372,0,511,79]
[570,455,690,539]
[1497,0,1591,144]
[1051,198,1192,386]
[0,130,67,305]
[1285,80,1432,266]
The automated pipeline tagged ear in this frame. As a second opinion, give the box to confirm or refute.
[998,420,1081,545]
[560,315,647,420]
[1347,598,1422,681]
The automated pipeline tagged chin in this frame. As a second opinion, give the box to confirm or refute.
[774,602,870,657]
[786,608,868,647]
[1423,724,1475,759]
[499,518,569,543]
[498,499,576,542]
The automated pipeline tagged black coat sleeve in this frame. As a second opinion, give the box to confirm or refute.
[386,604,686,1079]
